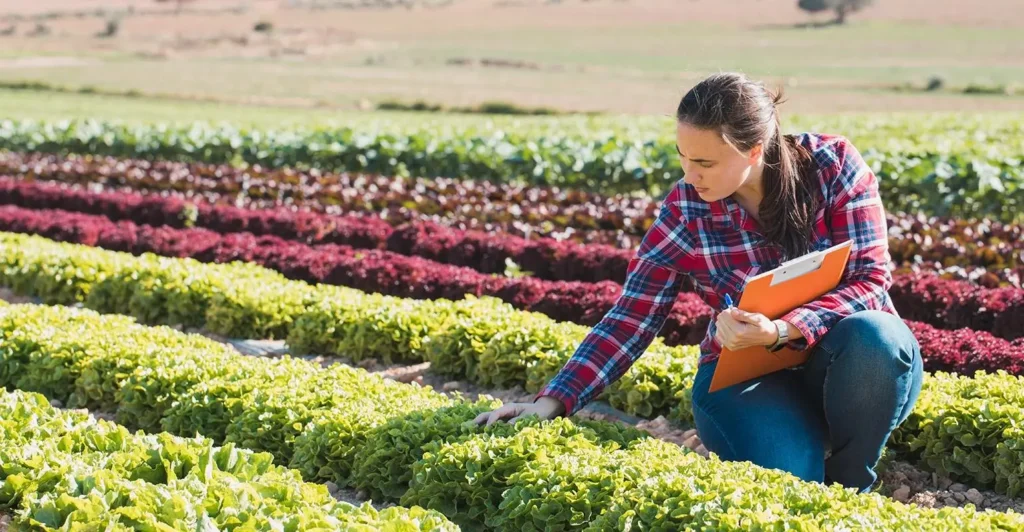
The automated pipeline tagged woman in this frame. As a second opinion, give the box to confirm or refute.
[473,72,924,494]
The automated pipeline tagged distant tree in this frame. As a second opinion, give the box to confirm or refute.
[97,16,121,38]
[798,0,874,25]
[154,0,198,14]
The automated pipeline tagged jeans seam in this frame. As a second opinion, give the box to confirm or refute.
[817,341,836,428]
[817,340,837,456]
[693,400,738,459]
[891,347,918,431]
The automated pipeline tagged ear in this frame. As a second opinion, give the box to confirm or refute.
[748,142,764,164]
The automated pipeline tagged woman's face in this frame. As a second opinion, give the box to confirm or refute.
[675,121,763,203]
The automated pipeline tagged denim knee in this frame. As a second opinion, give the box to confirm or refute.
[821,310,919,369]
[690,359,828,483]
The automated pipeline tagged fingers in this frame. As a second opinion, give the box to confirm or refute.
[731,308,762,324]
[473,404,523,426]
[473,406,505,426]
[718,309,768,350]
[715,317,739,349]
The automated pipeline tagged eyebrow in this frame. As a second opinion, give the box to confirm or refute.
[676,144,714,163]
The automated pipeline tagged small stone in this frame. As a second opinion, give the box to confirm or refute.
[908,468,930,483]
[953,493,966,503]
[892,485,912,503]
[936,476,953,490]
[942,496,958,507]
[910,492,940,508]
[413,375,424,386]
[442,381,461,392]
[949,483,967,493]
[965,488,984,506]
[326,481,339,494]
[356,490,368,500]
[49,398,63,408]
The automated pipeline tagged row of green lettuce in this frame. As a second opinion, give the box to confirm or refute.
[3,232,1024,500]
[1,301,1022,531]
[1,119,1021,220]
[0,382,457,530]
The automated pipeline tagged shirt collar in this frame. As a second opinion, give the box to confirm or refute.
[710,197,763,235]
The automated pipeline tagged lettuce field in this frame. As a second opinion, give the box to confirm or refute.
[0,114,1023,530]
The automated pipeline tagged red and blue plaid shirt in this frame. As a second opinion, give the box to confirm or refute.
[536,132,899,417]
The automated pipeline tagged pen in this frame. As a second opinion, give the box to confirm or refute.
[723,294,734,309]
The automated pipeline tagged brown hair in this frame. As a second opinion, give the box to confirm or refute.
[676,72,820,260]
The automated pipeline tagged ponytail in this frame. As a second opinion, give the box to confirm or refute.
[759,101,819,260]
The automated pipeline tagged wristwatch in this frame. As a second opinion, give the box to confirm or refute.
[768,319,789,352]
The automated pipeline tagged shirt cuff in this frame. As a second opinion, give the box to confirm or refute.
[534,386,576,418]
[780,305,826,351]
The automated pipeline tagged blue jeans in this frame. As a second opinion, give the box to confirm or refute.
[690,310,923,493]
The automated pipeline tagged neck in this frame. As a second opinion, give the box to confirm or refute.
[732,161,766,213]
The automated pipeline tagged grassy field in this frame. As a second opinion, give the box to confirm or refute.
[0,87,673,129]
[0,0,1022,115]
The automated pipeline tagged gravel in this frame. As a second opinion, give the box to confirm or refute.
[877,460,1024,513]
[325,481,394,511]
[0,287,38,305]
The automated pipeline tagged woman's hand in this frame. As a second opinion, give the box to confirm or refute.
[715,307,779,351]
[472,396,566,426]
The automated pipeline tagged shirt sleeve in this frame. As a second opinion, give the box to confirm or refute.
[534,185,692,417]
[780,137,894,351]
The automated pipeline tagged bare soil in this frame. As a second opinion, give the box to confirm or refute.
[6,0,1024,29]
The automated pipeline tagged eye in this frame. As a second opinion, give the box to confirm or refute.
[698,161,714,169]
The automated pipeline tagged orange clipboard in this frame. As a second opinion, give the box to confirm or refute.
[707,239,854,393]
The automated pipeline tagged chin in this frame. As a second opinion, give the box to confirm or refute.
[695,188,718,201]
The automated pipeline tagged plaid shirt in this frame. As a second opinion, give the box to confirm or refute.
[536,132,899,417]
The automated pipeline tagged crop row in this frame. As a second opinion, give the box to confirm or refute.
[4,151,1023,279]
[2,303,1024,530]
[2,172,1021,290]
[0,178,1022,340]
[3,232,1024,498]
[0,384,456,530]
[0,119,1022,220]
[3,203,1024,374]
[0,231,702,422]
[0,175,632,283]
[0,204,711,346]
[0,150,657,245]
